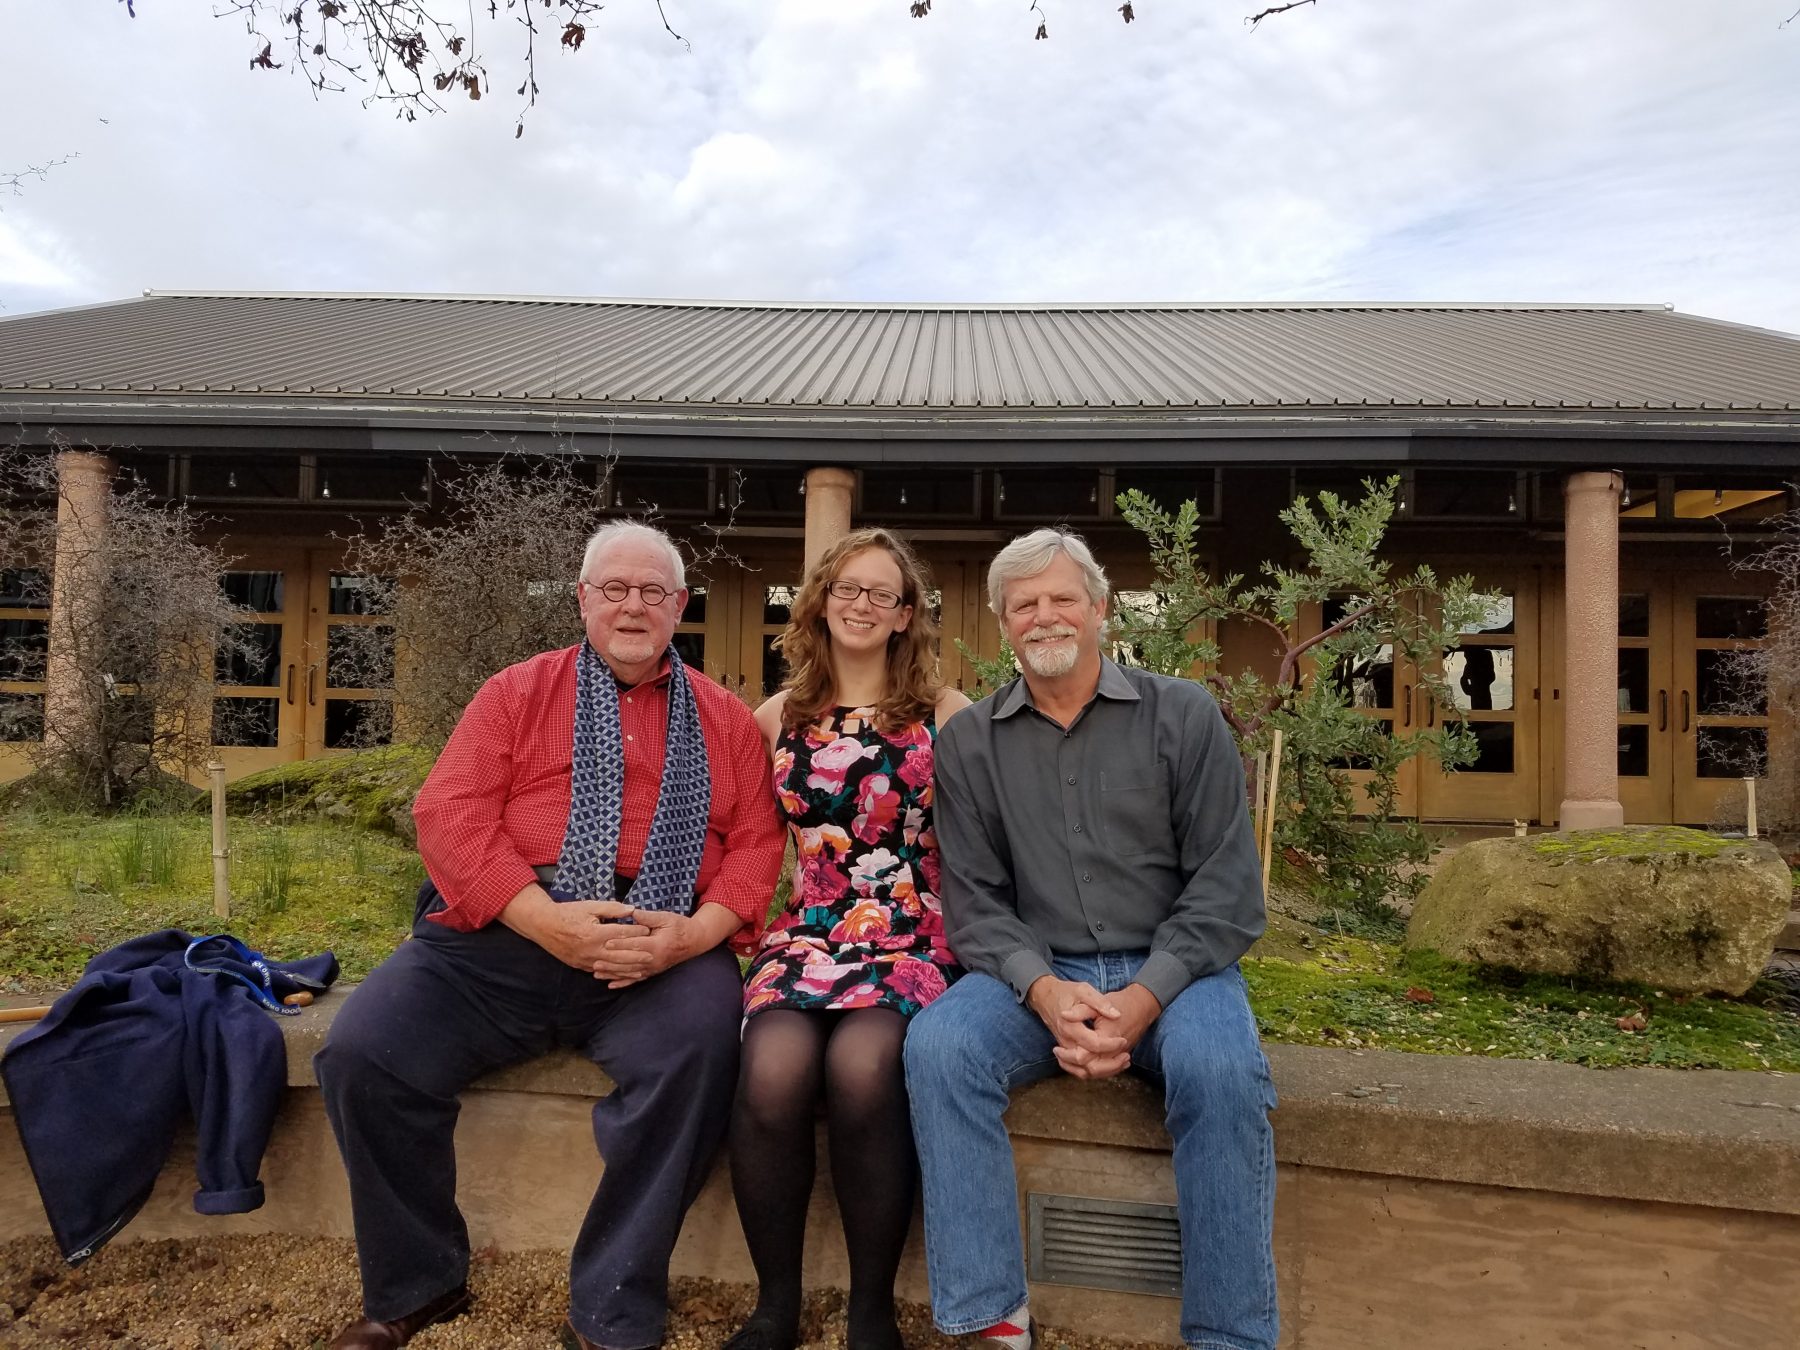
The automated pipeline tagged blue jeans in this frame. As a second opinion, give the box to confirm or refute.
[903,954,1278,1350]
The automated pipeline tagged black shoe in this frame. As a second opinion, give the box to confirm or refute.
[722,1308,800,1350]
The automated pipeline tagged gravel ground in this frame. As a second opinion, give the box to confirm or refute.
[0,1235,1163,1350]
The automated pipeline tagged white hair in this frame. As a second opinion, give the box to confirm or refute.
[986,528,1109,616]
[580,520,686,590]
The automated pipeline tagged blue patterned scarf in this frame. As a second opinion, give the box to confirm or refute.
[552,641,711,913]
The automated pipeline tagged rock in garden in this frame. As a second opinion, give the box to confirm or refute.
[1405,826,1791,996]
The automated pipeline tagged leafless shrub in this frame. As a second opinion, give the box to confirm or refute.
[0,446,254,810]
[1710,504,1800,832]
[332,455,613,748]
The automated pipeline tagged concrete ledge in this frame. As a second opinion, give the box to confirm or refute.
[7,991,1800,1349]
[15,989,1792,1215]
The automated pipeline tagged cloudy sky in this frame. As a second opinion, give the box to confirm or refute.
[3,0,1798,332]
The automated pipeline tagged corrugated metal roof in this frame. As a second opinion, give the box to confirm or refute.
[2,292,1798,413]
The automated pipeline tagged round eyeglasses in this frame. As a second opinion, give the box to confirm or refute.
[826,580,904,610]
[587,579,675,606]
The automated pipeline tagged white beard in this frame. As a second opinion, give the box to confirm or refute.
[1020,636,1079,678]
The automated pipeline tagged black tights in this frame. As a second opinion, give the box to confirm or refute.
[728,1007,915,1350]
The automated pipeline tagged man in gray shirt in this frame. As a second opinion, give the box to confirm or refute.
[904,528,1278,1350]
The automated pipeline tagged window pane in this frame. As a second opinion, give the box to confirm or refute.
[0,568,49,609]
[220,571,284,612]
[0,692,44,741]
[1695,649,1761,715]
[317,456,428,503]
[1460,721,1514,774]
[191,458,300,498]
[216,624,283,687]
[1411,469,1517,519]
[1335,646,1394,710]
[862,470,977,517]
[764,585,799,626]
[608,466,709,515]
[328,625,395,689]
[732,467,805,518]
[1616,725,1649,777]
[997,470,1101,519]
[1694,596,1765,641]
[1619,593,1650,639]
[212,697,279,747]
[1696,726,1766,779]
[1460,594,1514,637]
[325,698,394,749]
[328,574,392,616]
[672,632,706,669]
[1115,468,1218,519]
[1444,647,1513,711]
[762,635,787,697]
[683,586,708,625]
[1616,648,1649,714]
[0,619,49,682]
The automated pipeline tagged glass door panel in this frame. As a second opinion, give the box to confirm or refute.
[1416,573,1540,822]
[1673,584,1769,824]
[213,553,307,778]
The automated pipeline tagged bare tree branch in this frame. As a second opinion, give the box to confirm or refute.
[1,155,78,199]
[1247,0,1318,30]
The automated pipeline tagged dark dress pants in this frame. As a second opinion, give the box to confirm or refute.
[315,899,742,1348]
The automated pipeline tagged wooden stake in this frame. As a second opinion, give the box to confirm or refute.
[1260,729,1285,899]
[1251,750,1269,845]
[0,1006,53,1025]
[208,760,231,920]
[1746,776,1759,839]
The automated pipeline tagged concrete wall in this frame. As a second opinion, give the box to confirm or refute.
[5,1008,1800,1349]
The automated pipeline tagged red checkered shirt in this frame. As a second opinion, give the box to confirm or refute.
[413,645,785,939]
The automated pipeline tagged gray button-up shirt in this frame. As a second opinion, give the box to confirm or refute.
[933,659,1266,1010]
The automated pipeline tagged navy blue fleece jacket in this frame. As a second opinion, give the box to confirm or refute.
[1,929,338,1262]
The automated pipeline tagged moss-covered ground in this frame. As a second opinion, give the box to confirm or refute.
[1242,937,1800,1070]
[0,810,422,990]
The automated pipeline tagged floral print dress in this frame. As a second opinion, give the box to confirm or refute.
[744,706,958,1020]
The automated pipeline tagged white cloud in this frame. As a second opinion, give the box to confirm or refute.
[0,0,1796,331]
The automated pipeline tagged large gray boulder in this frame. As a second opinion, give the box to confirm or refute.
[1406,826,1791,995]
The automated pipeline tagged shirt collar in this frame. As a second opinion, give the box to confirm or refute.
[611,652,673,692]
[991,657,1141,720]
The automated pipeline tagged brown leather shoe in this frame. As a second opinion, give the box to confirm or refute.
[329,1285,471,1348]
[558,1322,600,1350]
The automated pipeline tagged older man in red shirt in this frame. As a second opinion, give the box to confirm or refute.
[317,521,785,1350]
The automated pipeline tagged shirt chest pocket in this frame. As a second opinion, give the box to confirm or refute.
[1100,772,1170,858]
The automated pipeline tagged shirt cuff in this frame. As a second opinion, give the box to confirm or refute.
[1133,950,1193,1010]
[1001,949,1055,1003]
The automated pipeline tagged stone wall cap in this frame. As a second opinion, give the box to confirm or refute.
[6,983,1799,1215]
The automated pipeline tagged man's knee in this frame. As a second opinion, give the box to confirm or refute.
[1159,1017,1274,1115]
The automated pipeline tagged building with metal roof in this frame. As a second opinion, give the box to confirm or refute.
[4,291,1799,826]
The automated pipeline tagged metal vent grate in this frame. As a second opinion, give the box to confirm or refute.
[1026,1192,1181,1298]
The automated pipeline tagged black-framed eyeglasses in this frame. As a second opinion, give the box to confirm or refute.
[586,579,676,606]
[826,580,904,610]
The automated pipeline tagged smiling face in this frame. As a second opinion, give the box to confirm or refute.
[824,547,913,656]
[999,551,1106,682]
[577,535,687,684]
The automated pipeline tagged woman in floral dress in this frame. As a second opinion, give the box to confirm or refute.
[725,528,969,1350]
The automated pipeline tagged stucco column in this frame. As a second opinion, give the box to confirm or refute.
[802,466,856,570]
[1560,470,1626,830]
[44,449,117,764]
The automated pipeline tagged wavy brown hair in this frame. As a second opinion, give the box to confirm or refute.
[778,527,942,735]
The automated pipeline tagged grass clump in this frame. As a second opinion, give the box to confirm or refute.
[0,810,422,992]
[1244,939,1800,1070]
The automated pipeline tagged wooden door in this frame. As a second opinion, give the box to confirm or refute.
[212,552,309,778]
[1415,570,1542,822]
[1672,582,1769,824]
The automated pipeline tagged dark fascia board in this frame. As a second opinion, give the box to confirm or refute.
[4,399,1798,469]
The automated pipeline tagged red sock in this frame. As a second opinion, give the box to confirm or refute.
[978,1302,1032,1350]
